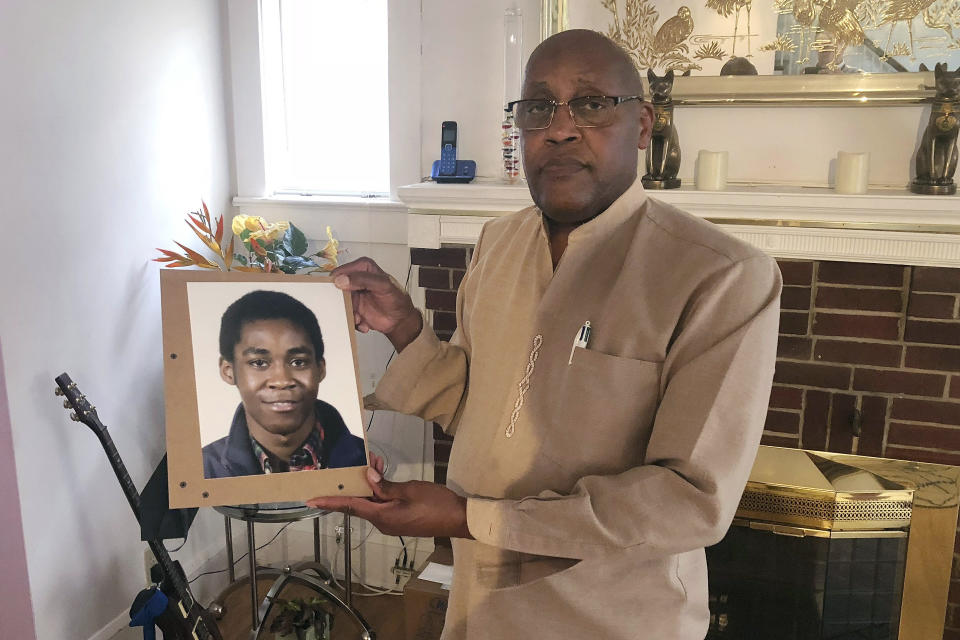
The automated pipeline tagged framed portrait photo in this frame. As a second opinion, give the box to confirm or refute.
[160,271,371,508]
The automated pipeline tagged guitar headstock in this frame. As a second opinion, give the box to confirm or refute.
[54,373,102,432]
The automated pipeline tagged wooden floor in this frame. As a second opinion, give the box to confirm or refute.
[213,574,405,640]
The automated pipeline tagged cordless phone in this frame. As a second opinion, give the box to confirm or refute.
[440,121,458,176]
[431,120,476,184]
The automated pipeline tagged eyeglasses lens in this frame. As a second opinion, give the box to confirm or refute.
[570,97,615,126]
[513,97,617,130]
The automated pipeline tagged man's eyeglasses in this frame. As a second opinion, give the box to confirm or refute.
[506,95,642,130]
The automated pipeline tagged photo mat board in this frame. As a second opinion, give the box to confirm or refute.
[161,270,371,508]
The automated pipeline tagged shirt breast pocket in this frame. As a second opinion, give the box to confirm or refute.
[546,348,662,475]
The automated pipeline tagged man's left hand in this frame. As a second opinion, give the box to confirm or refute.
[307,467,473,540]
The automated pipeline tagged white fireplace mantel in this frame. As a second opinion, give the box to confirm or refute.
[398,181,960,267]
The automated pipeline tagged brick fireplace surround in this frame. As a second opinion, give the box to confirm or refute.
[411,247,960,639]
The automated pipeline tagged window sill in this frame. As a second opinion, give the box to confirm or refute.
[232,195,408,245]
[234,194,407,211]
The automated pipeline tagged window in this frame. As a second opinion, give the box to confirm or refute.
[260,0,390,196]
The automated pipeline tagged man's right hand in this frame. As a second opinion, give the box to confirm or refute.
[330,258,424,352]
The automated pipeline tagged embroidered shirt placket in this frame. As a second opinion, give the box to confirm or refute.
[505,334,543,438]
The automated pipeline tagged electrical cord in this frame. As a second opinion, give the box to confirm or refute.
[331,548,401,597]
[187,522,293,584]
[329,533,416,597]
[363,262,411,434]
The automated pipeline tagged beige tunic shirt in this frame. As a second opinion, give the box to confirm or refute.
[374,179,782,639]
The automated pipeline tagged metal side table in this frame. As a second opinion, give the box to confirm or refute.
[213,502,374,640]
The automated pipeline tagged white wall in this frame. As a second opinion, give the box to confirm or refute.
[420,0,543,179]
[0,1,233,638]
[419,1,928,189]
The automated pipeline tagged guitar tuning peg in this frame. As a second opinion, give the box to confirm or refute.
[54,387,64,396]
[70,413,81,422]
[63,400,71,409]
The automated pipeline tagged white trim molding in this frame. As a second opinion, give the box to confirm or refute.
[233,196,409,245]
[398,181,960,266]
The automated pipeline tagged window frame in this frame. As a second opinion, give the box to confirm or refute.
[226,0,421,202]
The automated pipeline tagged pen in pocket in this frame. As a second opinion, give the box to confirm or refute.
[568,320,592,365]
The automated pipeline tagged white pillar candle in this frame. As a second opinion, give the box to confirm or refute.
[835,151,869,194]
[695,150,729,191]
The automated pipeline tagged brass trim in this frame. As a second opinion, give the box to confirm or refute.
[828,529,909,539]
[736,449,915,530]
[708,218,960,235]
[737,488,913,531]
[731,518,910,539]
[542,0,937,106]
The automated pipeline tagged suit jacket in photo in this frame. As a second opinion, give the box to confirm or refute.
[202,399,365,479]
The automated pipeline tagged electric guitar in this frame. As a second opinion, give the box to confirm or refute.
[55,373,223,640]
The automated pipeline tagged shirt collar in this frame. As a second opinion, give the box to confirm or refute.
[534,176,648,243]
[250,418,326,474]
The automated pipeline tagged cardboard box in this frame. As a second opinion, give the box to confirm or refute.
[403,546,453,640]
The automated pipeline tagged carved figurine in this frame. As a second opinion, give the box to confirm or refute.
[911,63,959,195]
[642,69,682,190]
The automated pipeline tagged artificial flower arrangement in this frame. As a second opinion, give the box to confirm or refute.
[268,596,333,640]
[153,202,340,273]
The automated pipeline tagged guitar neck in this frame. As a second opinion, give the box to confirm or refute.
[95,426,143,519]
[56,373,217,640]
[94,426,197,616]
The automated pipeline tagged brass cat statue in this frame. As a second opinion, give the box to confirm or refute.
[911,63,959,196]
[642,69,682,190]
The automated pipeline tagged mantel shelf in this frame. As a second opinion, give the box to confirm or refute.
[397,181,960,267]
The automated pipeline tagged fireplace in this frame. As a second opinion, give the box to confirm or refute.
[706,447,937,639]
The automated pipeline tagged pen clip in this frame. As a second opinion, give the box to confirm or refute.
[568,321,591,365]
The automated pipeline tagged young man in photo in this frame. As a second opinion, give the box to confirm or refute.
[202,289,366,479]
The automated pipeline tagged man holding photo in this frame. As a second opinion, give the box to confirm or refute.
[309,30,781,639]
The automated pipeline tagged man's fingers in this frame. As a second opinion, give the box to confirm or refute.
[368,452,385,474]
[367,470,404,503]
[305,496,354,511]
[365,464,390,500]
[306,496,383,522]
[330,257,384,279]
[334,270,398,295]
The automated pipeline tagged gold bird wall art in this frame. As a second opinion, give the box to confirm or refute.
[706,0,755,56]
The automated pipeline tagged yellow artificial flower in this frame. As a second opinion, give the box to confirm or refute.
[245,216,267,232]
[231,215,247,235]
[316,226,339,261]
[313,225,340,271]
[264,221,290,243]
[246,229,269,247]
